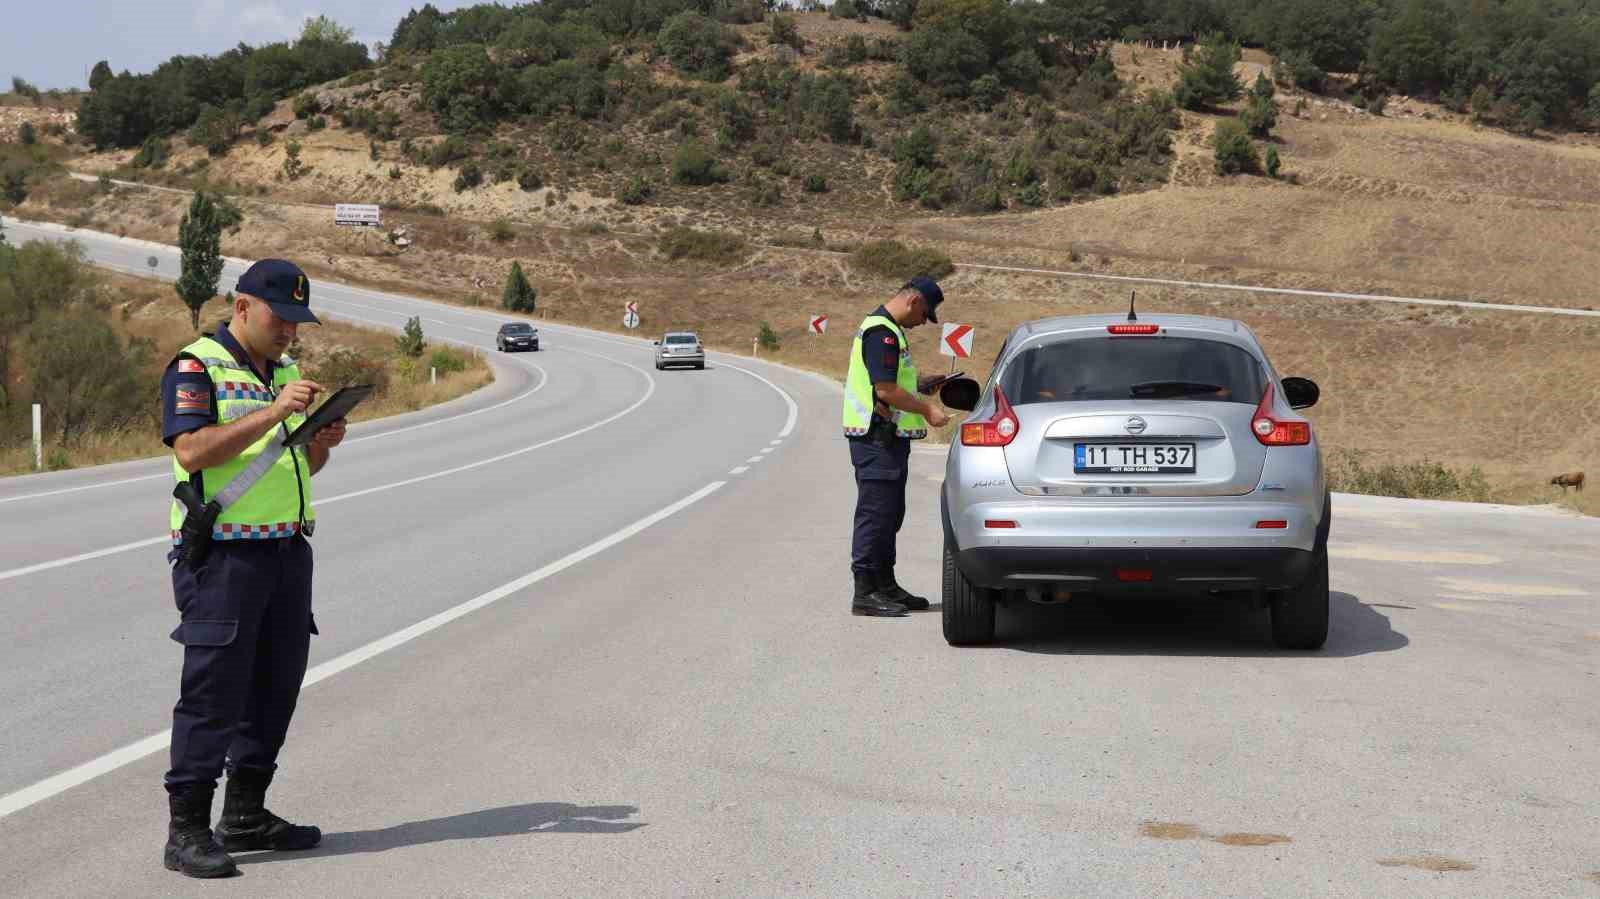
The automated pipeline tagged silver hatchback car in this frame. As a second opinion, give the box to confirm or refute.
[939,313,1329,650]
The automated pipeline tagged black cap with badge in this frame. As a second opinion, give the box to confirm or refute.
[902,275,943,323]
[236,259,320,324]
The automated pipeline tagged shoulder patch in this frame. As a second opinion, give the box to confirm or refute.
[174,385,211,413]
[882,335,897,345]
[178,359,206,373]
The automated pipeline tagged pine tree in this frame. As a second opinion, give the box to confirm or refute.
[502,261,537,312]
[175,192,223,331]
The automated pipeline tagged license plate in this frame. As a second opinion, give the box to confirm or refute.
[1075,443,1195,474]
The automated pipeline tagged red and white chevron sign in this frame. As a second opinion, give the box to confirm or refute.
[809,314,828,334]
[940,323,974,358]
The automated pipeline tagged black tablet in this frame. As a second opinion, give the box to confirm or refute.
[283,385,374,447]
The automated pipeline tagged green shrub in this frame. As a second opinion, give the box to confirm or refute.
[1212,119,1259,175]
[429,346,467,375]
[517,167,543,191]
[1174,33,1243,111]
[453,162,483,192]
[658,12,737,81]
[768,14,802,50]
[1325,450,1492,502]
[658,226,745,262]
[394,316,426,358]
[758,320,780,351]
[1265,145,1281,178]
[851,239,954,280]
[488,218,515,241]
[620,175,654,204]
[672,141,728,185]
[803,173,828,193]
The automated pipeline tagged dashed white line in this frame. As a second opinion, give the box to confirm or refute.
[0,480,726,820]
[746,456,764,464]
[729,466,750,475]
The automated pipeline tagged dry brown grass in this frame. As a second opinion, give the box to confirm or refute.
[17,37,1598,513]
[0,269,491,477]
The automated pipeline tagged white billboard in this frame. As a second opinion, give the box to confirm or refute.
[335,203,382,227]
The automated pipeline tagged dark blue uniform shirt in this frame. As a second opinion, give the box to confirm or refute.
[861,306,900,386]
[161,324,279,447]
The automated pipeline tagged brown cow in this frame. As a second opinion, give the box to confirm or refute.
[1549,471,1585,492]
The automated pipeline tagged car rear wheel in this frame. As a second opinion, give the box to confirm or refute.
[1269,544,1329,650]
[943,541,996,645]
[694,362,705,370]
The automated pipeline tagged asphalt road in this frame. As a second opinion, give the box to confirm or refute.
[1,220,1597,897]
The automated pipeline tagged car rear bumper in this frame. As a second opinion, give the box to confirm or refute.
[659,353,704,366]
[955,545,1313,593]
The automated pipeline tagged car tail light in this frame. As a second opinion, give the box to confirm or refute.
[960,385,1020,447]
[1116,568,1154,582]
[1254,520,1288,529]
[984,519,1018,529]
[1107,324,1160,335]
[1252,383,1311,446]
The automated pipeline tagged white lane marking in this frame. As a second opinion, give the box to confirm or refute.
[760,448,776,455]
[717,361,799,439]
[0,350,654,583]
[0,472,169,506]
[729,466,749,475]
[0,480,726,820]
[746,456,764,464]
[769,440,782,446]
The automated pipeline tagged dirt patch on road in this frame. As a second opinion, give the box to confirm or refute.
[1377,854,1476,873]
[1139,821,1291,847]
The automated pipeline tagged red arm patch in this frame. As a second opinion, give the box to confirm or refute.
[174,386,210,413]
[177,359,205,373]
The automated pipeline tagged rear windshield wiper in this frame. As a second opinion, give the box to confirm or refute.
[1129,380,1228,398]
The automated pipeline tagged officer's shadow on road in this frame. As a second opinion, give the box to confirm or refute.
[993,591,1408,658]
[233,802,644,866]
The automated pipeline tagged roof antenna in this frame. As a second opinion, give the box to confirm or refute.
[1127,290,1138,322]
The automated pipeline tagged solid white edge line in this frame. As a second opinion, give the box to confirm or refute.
[0,480,726,821]
[0,348,653,583]
[716,360,800,438]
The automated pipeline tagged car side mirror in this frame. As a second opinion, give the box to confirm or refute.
[1282,377,1319,409]
[939,377,980,412]
[652,340,660,346]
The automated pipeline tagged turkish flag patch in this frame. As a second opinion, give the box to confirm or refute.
[175,387,210,413]
[881,335,896,346]
[178,359,205,373]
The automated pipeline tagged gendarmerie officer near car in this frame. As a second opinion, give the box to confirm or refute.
[160,259,346,878]
[842,276,952,617]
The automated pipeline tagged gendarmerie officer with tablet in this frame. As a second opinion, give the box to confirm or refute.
[158,259,364,878]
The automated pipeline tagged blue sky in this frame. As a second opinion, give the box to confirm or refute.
[4,1,484,90]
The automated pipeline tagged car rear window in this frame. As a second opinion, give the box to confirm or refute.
[665,335,697,344]
[503,324,532,333]
[998,336,1265,405]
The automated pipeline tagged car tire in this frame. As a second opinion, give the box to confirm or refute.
[694,362,705,370]
[943,541,996,645]
[1269,543,1329,650]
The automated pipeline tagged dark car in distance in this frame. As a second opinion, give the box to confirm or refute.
[496,322,540,352]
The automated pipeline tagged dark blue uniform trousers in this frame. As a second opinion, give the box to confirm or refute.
[849,435,911,576]
[166,536,315,792]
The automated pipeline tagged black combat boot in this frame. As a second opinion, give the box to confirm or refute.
[216,769,322,852]
[164,784,237,878]
[877,568,929,611]
[852,572,908,617]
